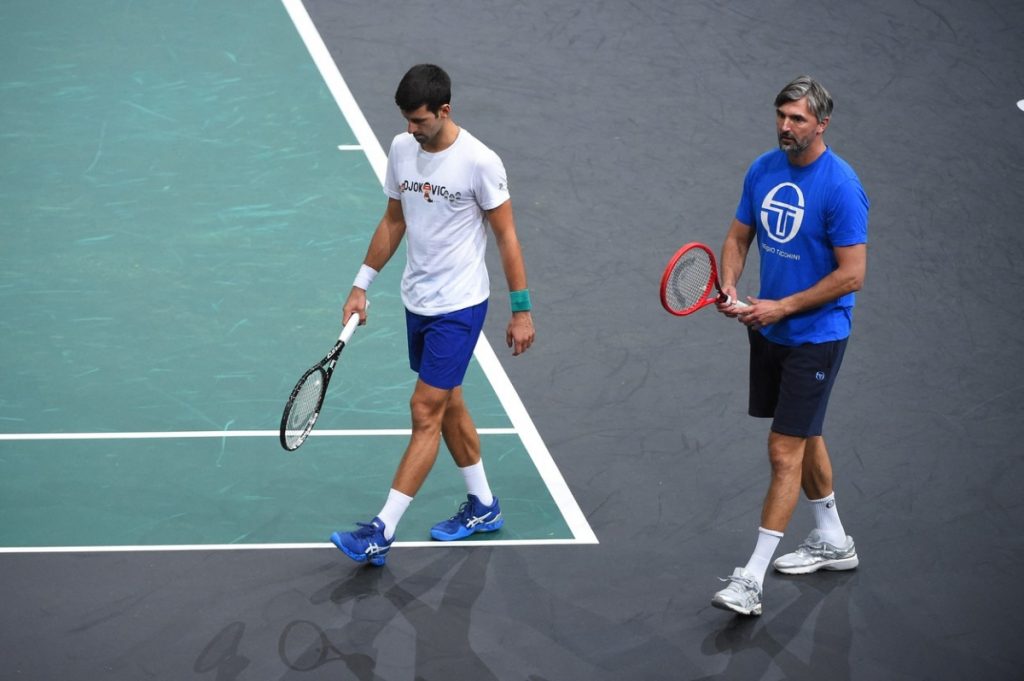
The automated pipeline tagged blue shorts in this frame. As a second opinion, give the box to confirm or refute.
[747,329,847,438]
[406,301,488,390]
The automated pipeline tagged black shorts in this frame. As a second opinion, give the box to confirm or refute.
[747,329,848,438]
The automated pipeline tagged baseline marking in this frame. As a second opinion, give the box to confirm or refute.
[0,538,585,555]
[0,429,514,441]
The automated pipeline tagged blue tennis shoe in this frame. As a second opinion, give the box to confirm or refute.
[430,495,504,541]
[330,517,393,566]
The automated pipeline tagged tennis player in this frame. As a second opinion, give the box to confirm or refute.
[330,64,535,565]
[710,76,869,615]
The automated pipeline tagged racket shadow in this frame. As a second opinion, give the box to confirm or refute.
[281,549,496,677]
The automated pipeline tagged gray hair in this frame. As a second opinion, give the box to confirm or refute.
[774,76,833,122]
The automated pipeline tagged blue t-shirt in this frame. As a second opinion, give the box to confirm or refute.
[735,147,869,345]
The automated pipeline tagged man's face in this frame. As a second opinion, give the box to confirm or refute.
[402,104,449,148]
[776,97,825,154]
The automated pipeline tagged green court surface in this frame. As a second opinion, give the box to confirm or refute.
[0,0,588,549]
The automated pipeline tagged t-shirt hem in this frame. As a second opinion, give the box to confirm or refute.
[402,292,490,317]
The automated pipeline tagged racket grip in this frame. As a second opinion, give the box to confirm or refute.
[339,300,369,343]
[724,295,750,308]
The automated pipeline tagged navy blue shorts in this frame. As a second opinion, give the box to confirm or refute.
[747,329,847,438]
[406,300,488,390]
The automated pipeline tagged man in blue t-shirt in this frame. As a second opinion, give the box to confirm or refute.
[710,76,869,617]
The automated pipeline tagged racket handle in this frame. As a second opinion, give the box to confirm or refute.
[339,300,369,343]
[723,295,750,308]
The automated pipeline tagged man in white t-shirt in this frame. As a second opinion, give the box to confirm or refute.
[330,64,535,565]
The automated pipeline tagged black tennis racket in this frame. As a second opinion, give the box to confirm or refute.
[279,305,366,451]
[660,242,748,316]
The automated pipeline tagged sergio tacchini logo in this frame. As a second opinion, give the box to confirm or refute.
[760,182,805,244]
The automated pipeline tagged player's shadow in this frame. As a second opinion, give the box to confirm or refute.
[701,571,858,681]
[278,548,498,680]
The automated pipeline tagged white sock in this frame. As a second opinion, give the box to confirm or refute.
[809,492,846,545]
[460,461,494,506]
[744,527,784,587]
[376,489,413,540]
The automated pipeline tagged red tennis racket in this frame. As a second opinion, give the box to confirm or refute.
[659,242,748,316]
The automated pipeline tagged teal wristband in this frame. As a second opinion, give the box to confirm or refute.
[509,289,532,312]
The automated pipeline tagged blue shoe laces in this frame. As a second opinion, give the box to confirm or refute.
[351,521,383,539]
[450,500,476,522]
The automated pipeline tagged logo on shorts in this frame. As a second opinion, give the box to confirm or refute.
[815,371,826,381]
[760,182,804,244]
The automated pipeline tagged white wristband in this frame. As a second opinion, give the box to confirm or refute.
[352,264,378,290]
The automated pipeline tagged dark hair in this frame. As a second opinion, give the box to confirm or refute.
[774,76,833,122]
[394,64,451,114]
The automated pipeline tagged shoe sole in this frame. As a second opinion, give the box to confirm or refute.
[774,555,858,575]
[330,532,388,566]
[711,597,762,617]
[430,518,504,542]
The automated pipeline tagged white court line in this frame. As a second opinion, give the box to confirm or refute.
[0,538,584,555]
[0,429,514,441]
[281,0,596,545]
[281,0,386,185]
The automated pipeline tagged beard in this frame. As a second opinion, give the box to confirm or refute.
[778,133,810,153]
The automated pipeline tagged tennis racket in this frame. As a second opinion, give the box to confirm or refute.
[279,304,367,451]
[659,242,749,316]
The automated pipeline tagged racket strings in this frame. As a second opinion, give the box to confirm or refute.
[666,250,715,312]
[284,370,327,447]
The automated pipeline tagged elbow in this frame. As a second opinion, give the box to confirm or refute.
[837,259,866,294]
[835,244,867,295]
[846,270,865,294]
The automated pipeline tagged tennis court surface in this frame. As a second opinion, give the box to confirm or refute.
[2,1,1023,679]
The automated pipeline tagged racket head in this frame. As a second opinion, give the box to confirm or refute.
[279,309,363,451]
[659,242,721,316]
[280,365,330,451]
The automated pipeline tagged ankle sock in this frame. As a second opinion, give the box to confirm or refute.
[376,489,413,540]
[809,492,847,546]
[460,461,494,506]
[744,527,784,587]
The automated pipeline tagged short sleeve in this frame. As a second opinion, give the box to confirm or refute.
[827,178,869,247]
[734,163,757,228]
[384,135,402,200]
[473,149,511,210]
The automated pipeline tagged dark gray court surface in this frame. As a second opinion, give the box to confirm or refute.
[3,1,1023,679]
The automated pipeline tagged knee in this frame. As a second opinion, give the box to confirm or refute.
[409,393,446,430]
[767,440,803,477]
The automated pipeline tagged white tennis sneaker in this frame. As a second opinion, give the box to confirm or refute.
[773,529,859,574]
[711,567,762,616]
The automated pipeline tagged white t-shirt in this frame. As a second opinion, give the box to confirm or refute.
[384,128,510,315]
